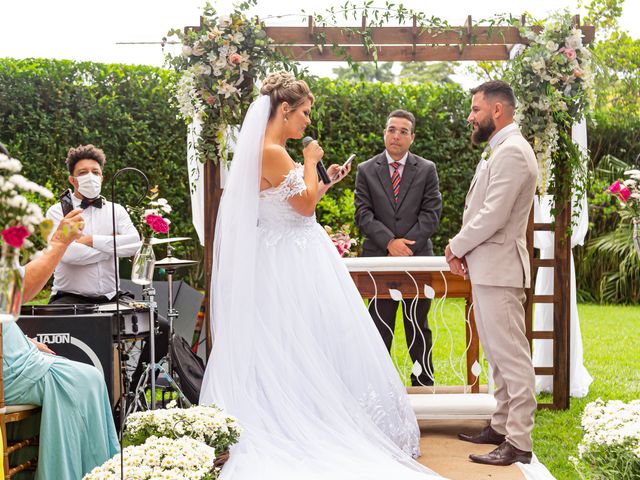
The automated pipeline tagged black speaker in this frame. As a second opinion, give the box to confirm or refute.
[17,313,115,402]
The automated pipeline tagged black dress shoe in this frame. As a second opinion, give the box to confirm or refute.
[458,425,506,445]
[469,441,532,466]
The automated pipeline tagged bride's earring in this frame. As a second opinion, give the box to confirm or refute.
[284,115,289,122]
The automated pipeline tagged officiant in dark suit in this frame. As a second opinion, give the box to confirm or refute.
[355,110,442,386]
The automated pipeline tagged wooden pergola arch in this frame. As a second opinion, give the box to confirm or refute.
[195,15,595,410]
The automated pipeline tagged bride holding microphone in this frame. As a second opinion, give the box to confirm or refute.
[200,71,439,479]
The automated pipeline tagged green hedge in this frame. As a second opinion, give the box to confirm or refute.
[0,58,481,287]
[2,58,638,297]
[0,58,197,279]
[294,78,478,252]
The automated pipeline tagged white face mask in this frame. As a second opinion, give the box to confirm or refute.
[76,173,102,199]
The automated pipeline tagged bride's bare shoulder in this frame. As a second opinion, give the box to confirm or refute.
[262,144,296,182]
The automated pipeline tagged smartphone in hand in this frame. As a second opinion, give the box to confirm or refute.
[60,189,74,216]
[333,154,356,181]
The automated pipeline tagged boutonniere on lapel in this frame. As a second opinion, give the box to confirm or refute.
[481,146,492,161]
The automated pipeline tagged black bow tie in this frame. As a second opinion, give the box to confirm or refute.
[80,197,103,209]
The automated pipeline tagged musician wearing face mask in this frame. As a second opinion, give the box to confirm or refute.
[45,144,141,304]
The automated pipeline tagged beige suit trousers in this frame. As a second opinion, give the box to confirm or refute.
[472,283,536,452]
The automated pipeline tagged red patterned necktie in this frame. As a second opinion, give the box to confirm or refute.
[391,162,401,203]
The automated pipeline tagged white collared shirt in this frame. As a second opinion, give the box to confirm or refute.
[488,122,519,150]
[45,195,140,299]
[385,150,409,177]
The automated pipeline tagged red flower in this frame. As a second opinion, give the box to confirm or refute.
[608,180,622,194]
[1,225,30,249]
[145,214,169,234]
[228,53,242,65]
[619,187,632,203]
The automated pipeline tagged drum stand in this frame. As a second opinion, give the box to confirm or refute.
[126,280,191,415]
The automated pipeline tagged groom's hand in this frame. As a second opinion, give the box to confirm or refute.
[387,238,415,256]
[445,243,467,277]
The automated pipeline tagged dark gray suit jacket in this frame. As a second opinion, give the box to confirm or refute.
[355,152,442,256]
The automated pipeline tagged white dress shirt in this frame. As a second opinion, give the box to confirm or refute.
[384,150,409,177]
[46,194,140,299]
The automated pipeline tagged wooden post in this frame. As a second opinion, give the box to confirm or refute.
[465,294,480,393]
[203,161,223,358]
[524,206,535,350]
[552,156,572,409]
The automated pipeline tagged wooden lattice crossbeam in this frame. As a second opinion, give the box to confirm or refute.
[263,17,594,62]
[189,16,595,62]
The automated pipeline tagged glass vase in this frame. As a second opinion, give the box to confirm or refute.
[131,240,156,285]
[0,244,23,323]
[633,217,640,259]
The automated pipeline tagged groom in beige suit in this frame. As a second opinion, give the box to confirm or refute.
[446,81,538,466]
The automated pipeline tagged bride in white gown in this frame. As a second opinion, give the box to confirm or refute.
[200,71,440,479]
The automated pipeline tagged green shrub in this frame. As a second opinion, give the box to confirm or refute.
[2,58,638,296]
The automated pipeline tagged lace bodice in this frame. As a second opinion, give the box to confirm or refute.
[258,164,317,247]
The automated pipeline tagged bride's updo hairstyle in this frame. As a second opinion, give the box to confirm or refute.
[260,71,314,119]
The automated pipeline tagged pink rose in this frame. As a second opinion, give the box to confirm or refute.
[608,180,622,194]
[1,225,30,249]
[145,214,169,234]
[206,95,215,105]
[619,187,632,203]
[559,47,577,60]
[228,53,242,65]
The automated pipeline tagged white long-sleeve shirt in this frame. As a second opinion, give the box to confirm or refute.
[46,195,140,299]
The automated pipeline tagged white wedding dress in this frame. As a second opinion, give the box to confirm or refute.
[200,96,439,479]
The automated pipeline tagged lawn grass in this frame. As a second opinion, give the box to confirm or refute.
[389,300,640,479]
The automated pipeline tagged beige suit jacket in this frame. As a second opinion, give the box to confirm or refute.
[450,128,537,288]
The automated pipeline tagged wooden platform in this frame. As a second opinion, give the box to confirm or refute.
[418,420,525,480]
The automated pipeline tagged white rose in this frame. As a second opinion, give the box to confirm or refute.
[182,45,193,57]
[546,40,558,51]
[566,30,583,50]
[192,42,205,56]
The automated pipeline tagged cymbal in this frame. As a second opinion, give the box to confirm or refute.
[120,237,193,250]
[150,236,192,245]
[154,256,199,269]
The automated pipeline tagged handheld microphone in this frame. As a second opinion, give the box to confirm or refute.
[302,136,331,184]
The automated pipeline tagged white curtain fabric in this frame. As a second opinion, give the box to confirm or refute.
[187,118,205,246]
[532,118,593,398]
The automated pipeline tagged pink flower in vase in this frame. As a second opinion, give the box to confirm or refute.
[1,225,30,248]
[145,214,169,234]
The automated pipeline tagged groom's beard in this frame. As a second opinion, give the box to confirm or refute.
[471,117,496,145]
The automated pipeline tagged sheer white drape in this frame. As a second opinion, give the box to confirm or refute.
[532,118,593,398]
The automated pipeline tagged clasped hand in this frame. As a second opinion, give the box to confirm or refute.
[445,243,468,279]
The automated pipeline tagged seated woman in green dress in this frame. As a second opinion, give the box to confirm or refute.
[3,209,119,480]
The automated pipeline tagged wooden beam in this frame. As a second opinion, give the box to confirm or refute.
[275,44,512,62]
[532,331,555,339]
[264,25,595,46]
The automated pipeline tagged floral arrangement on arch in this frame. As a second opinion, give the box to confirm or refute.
[165,0,297,165]
[324,225,358,257]
[571,398,640,479]
[126,186,172,240]
[509,10,594,196]
[0,151,53,256]
[608,169,640,218]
